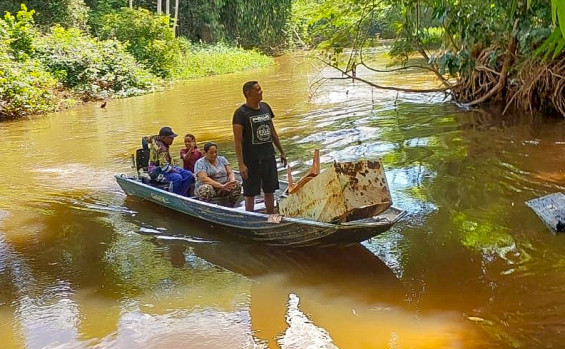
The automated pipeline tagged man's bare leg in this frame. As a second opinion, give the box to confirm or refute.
[245,196,255,212]
[264,193,275,214]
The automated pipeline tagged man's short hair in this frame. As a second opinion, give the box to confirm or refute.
[242,81,258,96]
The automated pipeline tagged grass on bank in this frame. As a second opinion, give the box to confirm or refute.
[176,41,273,79]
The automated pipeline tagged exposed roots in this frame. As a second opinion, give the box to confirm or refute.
[455,49,565,117]
[453,47,505,104]
[507,57,565,116]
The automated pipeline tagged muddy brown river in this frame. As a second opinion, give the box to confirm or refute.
[1,53,564,348]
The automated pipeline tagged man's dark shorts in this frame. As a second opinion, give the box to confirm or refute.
[243,156,279,196]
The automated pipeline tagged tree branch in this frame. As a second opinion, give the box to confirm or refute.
[359,62,441,74]
[321,60,456,93]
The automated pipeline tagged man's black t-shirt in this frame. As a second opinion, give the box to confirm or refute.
[232,102,276,161]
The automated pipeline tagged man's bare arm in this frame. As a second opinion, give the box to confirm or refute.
[271,124,287,167]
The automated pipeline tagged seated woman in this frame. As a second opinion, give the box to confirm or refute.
[194,142,241,205]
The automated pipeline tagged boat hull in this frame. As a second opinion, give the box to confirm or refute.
[115,175,404,247]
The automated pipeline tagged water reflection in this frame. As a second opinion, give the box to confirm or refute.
[111,199,476,348]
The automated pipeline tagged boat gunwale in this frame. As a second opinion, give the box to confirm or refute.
[116,174,404,230]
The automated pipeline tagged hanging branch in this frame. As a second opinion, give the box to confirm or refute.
[357,0,452,89]
[319,58,456,93]
[315,0,455,96]
[345,0,384,71]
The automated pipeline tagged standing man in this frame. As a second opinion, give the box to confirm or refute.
[232,81,286,213]
[143,126,194,196]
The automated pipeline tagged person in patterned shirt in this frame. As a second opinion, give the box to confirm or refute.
[143,126,194,196]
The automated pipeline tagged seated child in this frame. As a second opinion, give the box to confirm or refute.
[180,133,203,173]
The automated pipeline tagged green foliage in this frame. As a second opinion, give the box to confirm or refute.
[61,0,90,31]
[0,0,89,30]
[0,5,162,118]
[34,25,161,99]
[98,8,181,78]
[549,0,565,37]
[531,0,565,60]
[3,4,37,61]
[221,0,292,53]
[0,39,58,119]
[85,0,292,53]
[0,2,277,119]
[0,5,58,119]
[290,0,393,49]
[534,26,565,61]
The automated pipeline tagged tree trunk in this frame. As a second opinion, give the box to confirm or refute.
[174,0,179,36]
[129,0,133,8]
[166,0,170,15]
[157,0,162,14]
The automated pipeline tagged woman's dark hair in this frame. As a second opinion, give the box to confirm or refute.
[203,142,217,152]
[184,133,197,148]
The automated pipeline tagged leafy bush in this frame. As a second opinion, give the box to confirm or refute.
[0,0,89,30]
[98,8,182,78]
[3,4,37,61]
[0,44,58,119]
[33,25,162,100]
[0,6,58,119]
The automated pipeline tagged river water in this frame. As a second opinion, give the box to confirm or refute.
[1,53,564,348]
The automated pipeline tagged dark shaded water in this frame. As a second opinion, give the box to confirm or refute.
[1,53,564,348]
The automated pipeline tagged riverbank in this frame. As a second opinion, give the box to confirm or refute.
[0,6,273,120]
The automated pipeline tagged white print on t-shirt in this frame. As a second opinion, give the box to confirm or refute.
[250,113,272,144]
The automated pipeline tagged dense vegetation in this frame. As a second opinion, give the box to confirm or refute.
[0,0,292,53]
[0,1,279,119]
[291,0,565,117]
[3,0,565,118]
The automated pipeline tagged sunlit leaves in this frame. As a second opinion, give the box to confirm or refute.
[34,25,161,98]
[98,8,179,78]
[3,4,37,61]
[290,0,392,49]
[175,41,273,78]
[0,5,58,118]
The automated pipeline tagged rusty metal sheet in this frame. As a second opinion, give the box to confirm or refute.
[279,160,392,223]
